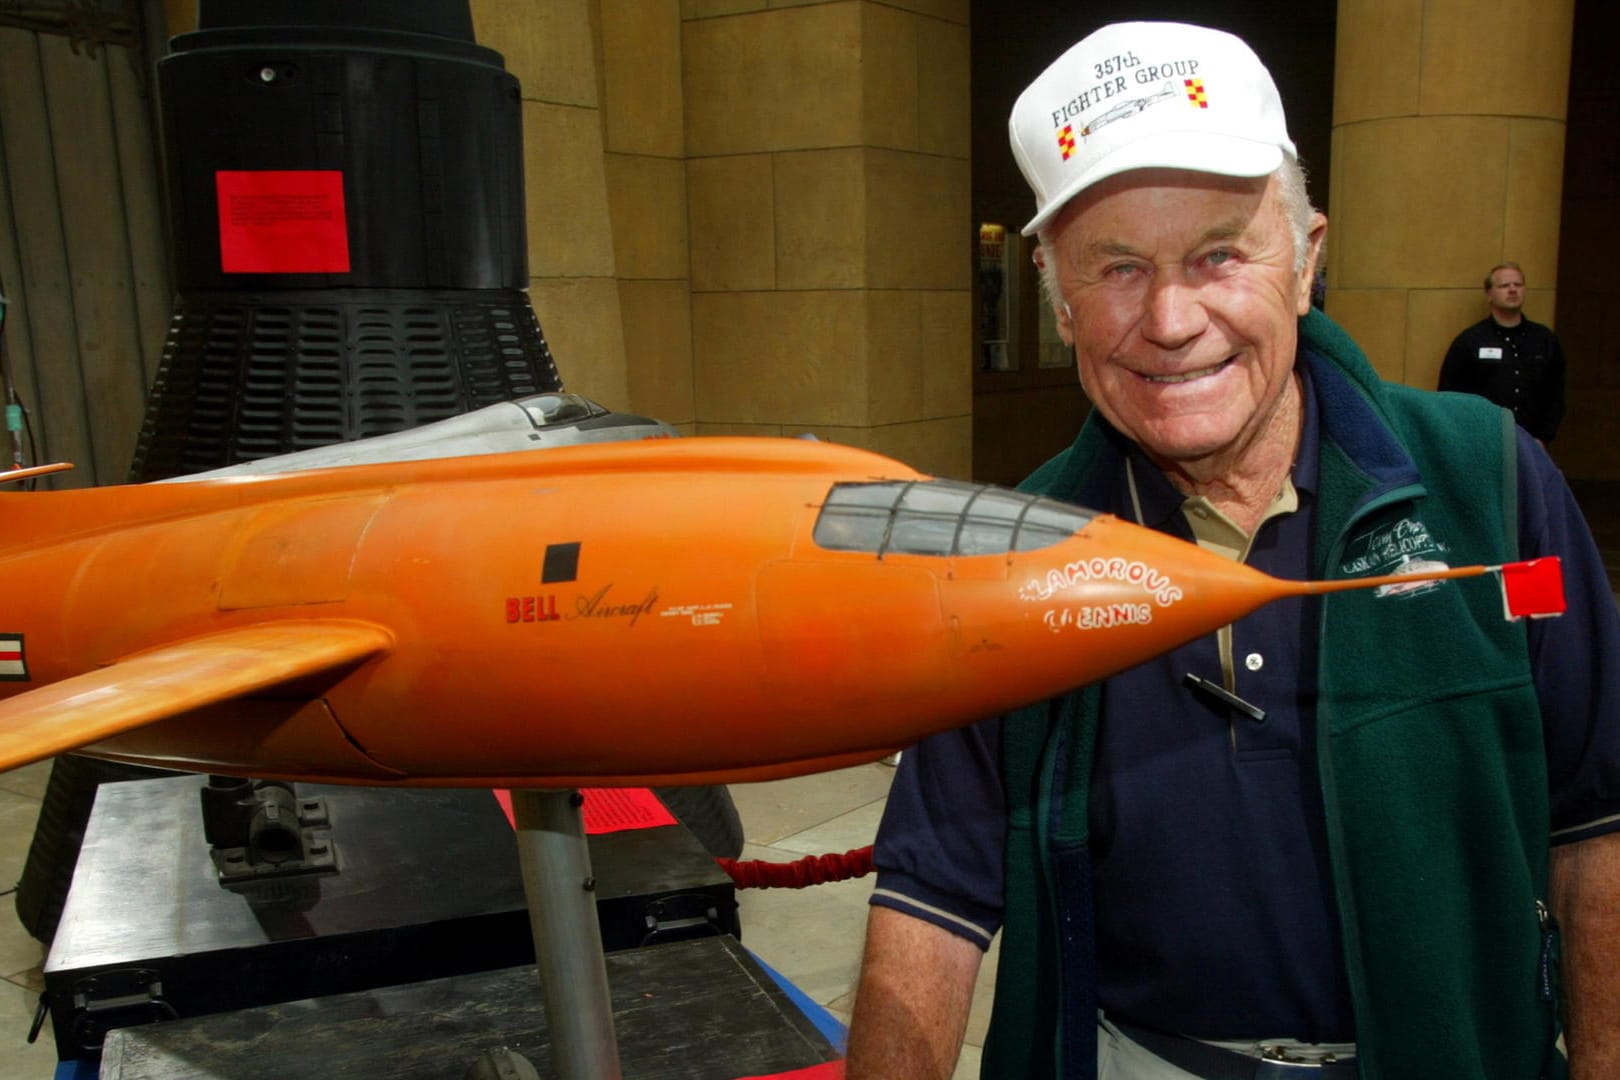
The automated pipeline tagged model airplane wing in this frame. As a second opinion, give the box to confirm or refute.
[0,621,394,773]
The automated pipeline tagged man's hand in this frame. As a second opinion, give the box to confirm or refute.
[845,906,984,1080]
[1551,830,1620,1078]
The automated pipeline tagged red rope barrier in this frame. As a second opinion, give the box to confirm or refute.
[717,845,874,889]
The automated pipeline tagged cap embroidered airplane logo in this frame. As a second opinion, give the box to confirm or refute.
[1057,124,1076,160]
[1185,78,1209,108]
[1082,82,1179,138]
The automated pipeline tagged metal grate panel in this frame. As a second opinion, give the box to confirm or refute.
[129,288,563,481]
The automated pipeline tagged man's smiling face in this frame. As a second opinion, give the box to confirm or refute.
[1044,167,1323,470]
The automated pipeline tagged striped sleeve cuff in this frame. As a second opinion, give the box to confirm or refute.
[1551,810,1620,847]
[868,870,1000,950]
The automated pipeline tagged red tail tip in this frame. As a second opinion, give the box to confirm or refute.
[1499,558,1565,620]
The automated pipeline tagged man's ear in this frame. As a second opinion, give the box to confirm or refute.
[1295,212,1328,316]
[1033,244,1075,345]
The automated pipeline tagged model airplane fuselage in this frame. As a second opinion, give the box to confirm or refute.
[0,432,1555,787]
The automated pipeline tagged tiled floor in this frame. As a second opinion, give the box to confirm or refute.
[728,763,1000,1080]
[0,760,57,1080]
[0,759,996,1079]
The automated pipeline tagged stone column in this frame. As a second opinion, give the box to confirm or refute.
[1325,0,1574,390]
[476,0,631,409]
[162,1,195,34]
[681,0,973,478]
[601,0,694,427]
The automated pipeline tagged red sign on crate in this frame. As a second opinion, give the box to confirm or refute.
[492,788,678,834]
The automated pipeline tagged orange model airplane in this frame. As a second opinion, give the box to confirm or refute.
[0,431,1563,788]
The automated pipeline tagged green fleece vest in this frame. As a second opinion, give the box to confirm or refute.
[984,311,1564,1080]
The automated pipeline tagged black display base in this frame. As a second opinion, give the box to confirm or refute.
[98,935,840,1080]
[42,775,738,1063]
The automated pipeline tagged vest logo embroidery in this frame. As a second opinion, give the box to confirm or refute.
[1340,517,1452,599]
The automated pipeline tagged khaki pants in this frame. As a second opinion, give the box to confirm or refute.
[1097,1015,1204,1079]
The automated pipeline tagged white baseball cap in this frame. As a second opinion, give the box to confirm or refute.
[1009,22,1296,235]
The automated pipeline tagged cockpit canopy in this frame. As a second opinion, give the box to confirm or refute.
[813,480,1095,557]
[514,392,609,428]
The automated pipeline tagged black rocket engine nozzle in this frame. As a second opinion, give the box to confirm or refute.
[131,0,562,481]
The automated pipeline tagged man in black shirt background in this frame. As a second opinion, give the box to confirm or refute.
[1438,261,1566,443]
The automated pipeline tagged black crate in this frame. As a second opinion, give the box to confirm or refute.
[98,935,840,1080]
[42,775,737,1063]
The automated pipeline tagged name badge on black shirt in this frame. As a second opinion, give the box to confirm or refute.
[1479,346,1504,359]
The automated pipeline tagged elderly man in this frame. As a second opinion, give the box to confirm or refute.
[1438,262,1567,444]
[846,21,1620,1080]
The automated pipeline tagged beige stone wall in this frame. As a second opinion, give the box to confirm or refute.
[1326,0,1573,392]
[474,0,633,412]
[162,0,194,34]
[603,0,694,424]
[470,0,972,478]
[681,0,973,478]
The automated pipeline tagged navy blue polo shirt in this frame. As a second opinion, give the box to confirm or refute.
[1083,376,1345,1040]
[870,360,1620,1042]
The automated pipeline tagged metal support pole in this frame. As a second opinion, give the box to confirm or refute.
[509,788,622,1080]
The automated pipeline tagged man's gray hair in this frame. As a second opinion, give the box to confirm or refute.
[1034,156,1319,309]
